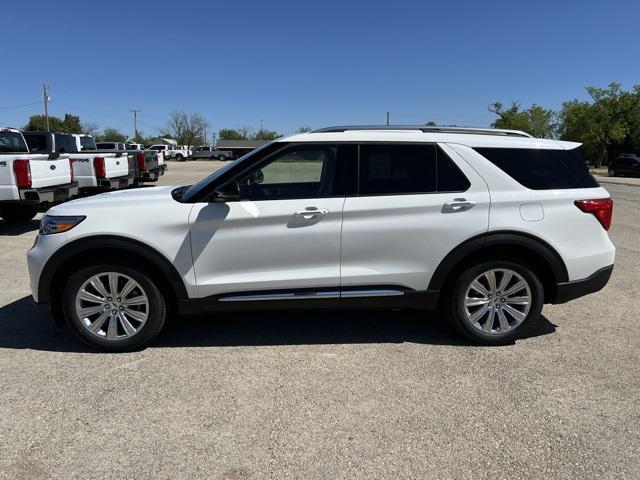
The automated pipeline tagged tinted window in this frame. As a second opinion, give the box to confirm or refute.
[54,134,78,153]
[97,143,116,150]
[239,145,339,200]
[0,132,29,153]
[80,136,96,151]
[358,144,437,195]
[437,147,470,192]
[24,133,49,153]
[474,147,599,190]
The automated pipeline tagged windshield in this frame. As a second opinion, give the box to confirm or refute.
[0,131,28,153]
[181,142,279,202]
[80,136,97,151]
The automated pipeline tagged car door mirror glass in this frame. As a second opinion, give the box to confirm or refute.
[252,169,264,184]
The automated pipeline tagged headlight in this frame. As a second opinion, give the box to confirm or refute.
[39,215,86,235]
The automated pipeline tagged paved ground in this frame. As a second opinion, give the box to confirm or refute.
[1,161,638,479]
[595,174,640,188]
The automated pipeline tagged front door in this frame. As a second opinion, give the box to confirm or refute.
[189,144,346,300]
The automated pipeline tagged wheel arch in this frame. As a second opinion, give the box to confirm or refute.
[39,235,191,324]
[428,231,568,304]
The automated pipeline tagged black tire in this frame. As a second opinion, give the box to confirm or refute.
[175,154,184,162]
[0,204,38,223]
[446,260,544,345]
[608,168,616,177]
[63,263,167,352]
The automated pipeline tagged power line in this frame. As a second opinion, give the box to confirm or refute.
[0,100,42,110]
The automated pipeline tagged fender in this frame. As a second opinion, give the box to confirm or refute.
[38,235,190,305]
[427,231,569,291]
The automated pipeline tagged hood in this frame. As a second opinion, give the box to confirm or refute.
[47,186,178,215]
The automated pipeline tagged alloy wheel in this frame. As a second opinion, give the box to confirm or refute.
[463,268,532,335]
[75,272,149,341]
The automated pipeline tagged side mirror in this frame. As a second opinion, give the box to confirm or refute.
[212,181,240,202]
[252,169,264,184]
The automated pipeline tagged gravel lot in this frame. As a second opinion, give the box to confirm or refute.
[1,161,638,479]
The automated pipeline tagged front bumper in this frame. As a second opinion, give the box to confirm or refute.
[18,182,79,204]
[554,265,614,304]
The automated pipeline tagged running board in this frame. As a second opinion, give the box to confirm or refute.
[218,289,405,302]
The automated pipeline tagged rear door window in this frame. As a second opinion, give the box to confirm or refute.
[473,147,599,190]
[24,134,49,153]
[80,136,97,151]
[358,144,437,195]
[0,131,28,153]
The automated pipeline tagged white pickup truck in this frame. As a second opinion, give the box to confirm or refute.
[28,133,135,192]
[149,144,190,161]
[0,128,78,223]
[125,143,167,179]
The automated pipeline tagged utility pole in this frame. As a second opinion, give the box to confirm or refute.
[203,129,207,146]
[212,131,217,147]
[386,111,390,126]
[130,109,141,140]
[43,84,50,131]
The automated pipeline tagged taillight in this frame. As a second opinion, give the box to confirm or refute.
[69,158,74,183]
[93,157,106,178]
[13,159,32,188]
[575,198,613,231]
[137,153,147,172]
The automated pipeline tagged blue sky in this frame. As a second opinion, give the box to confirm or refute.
[1,0,638,138]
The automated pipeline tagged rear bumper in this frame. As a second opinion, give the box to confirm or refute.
[554,265,614,304]
[97,175,134,190]
[138,169,160,182]
[17,182,79,204]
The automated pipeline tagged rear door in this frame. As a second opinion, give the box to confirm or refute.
[340,143,490,293]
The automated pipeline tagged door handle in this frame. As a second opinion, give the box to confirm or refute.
[295,208,328,216]
[443,198,476,212]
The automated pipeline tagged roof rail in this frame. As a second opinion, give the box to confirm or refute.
[312,125,532,138]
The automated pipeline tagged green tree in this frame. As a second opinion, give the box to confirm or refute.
[218,128,246,140]
[24,113,82,133]
[558,83,640,166]
[489,102,556,138]
[252,129,280,141]
[97,128,127,143]
[295,127,312,133]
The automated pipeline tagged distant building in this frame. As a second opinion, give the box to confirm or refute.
[215,139,270,159]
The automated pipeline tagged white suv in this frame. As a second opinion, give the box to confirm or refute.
[27,126,615,351]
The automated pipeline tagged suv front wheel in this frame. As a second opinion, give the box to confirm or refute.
[447,260,544,345]
[63,264,167,352]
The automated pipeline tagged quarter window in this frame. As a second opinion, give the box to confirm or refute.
[474,147,598,190]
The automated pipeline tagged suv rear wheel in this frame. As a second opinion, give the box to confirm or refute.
[175,153,184,161]
[63,264,166,352]
[608,168,616,177]
[447,260,543,345]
